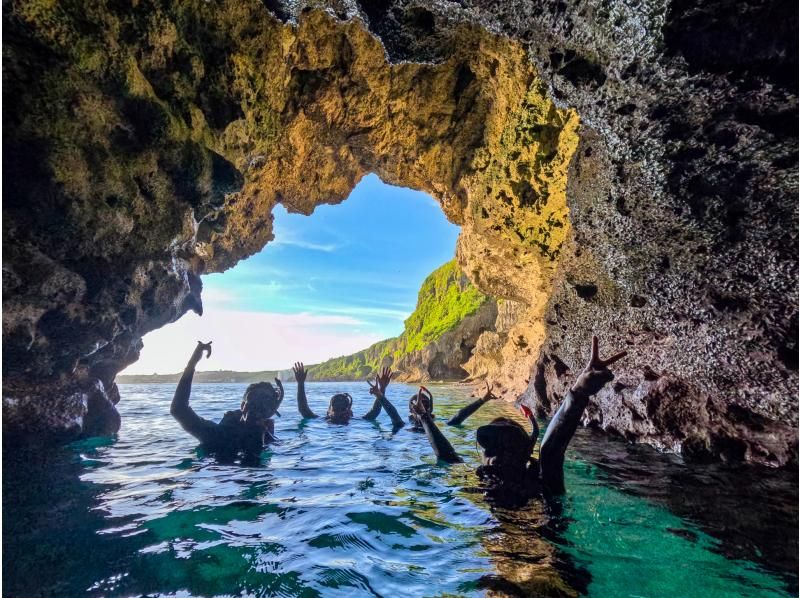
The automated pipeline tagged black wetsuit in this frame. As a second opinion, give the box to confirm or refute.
[171,364,273,462]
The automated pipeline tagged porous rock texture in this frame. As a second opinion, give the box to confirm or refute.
[3,0,797,465]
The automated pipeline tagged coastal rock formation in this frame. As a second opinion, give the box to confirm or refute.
[307,260,498,383]
[3,0,796,464]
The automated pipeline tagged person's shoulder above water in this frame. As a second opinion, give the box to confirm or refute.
[220,410,243,426]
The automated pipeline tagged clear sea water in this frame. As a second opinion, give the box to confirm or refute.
[3,382,797,597]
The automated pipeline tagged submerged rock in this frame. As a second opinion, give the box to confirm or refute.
[2,0,796,464]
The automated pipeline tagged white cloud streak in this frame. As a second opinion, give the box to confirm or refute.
[122,310,383,375]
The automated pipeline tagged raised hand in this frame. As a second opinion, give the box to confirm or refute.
[377,366,394,393]
[571,336,627,399]
[190,340,212,365]
[293,362,307,384]
[482,381,498,401]
[367,376,381,397]
[410,393,431,416]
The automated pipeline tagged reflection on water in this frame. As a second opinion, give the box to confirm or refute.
[3,382,796,596]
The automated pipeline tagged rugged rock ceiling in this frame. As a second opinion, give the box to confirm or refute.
[3,0,797,465]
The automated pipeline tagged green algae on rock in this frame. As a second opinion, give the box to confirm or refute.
[306,260,494,382]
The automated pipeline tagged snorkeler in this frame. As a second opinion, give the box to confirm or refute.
[407,386,434,431]
[411,337,627,496]
[293,363,405,429]
[171,341,284,462]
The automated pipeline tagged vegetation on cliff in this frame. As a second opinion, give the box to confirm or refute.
[306,260,488,380]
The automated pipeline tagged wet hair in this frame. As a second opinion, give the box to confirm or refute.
[476,417,533,467]
[241,382,281,419]
[326,393,353,421]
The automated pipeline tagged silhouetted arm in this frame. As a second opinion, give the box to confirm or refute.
[447,397,488,426]
[362,396,383,420]
[293,363,318,419]
[540,337,627,493]
[419,413,462,463]
[365,367,399,425]
[539,391,584,492]
[448,382,499,426]
[374,391,405,429]
[171,342,220,444]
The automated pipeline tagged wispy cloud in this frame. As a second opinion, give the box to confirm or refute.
[304,304,411,322]
[123,310,381,374]
[270,227,344,253]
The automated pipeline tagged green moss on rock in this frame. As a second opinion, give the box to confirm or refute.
[307,260,487,380]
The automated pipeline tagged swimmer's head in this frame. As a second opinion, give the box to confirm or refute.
[408,386,433,428]
[326,393,353,424]
[476,417,532,470]
[241,379,283,423]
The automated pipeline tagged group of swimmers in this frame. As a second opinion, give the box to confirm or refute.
[171,337,626,500]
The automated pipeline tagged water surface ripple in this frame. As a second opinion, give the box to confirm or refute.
[3,382,796,596]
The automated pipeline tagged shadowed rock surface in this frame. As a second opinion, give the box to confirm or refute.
[3,0,796,464]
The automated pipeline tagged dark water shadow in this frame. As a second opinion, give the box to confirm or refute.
[569,428,799,594]
[2,442,149,596]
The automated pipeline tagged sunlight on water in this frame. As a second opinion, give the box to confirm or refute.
[3,382,795,597]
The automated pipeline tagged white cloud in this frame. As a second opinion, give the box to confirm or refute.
[312,304,411,322]
[122,310,383,375]
[270,228,343,252]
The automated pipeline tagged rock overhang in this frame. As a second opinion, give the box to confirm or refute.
[2,0,796,465]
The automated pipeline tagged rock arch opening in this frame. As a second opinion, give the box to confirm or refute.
[3,5,579,441]
[4,0,796,466]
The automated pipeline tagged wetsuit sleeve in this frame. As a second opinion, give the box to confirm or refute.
[447,396,491,426]
[296,380,318,418]
[362,396,383,420]
[419,413,462,463]
[374,391,405,429]
[539,390,588,494]
[170,365,220,444]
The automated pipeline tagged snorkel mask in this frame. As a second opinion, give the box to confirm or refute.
[409,386,433,426]
[476,417,534,469]
[327,393,354,423]
[241,379,284,424]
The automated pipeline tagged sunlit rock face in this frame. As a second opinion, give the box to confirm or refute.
[3,0,796,464]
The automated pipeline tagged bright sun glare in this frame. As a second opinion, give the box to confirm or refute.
[124,174,460,375]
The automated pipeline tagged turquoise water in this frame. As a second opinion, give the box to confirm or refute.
[3,382,796,596]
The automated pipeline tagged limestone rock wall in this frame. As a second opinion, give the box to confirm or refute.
[3,0,796,464]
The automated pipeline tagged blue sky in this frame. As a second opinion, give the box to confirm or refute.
[125,174,460,374]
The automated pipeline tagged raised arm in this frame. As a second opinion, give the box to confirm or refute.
[293,362,318,419]
[362,366,392,420]
[367,374,405,429]
[411,395,462,463]
[447,382,498,426]
[540,336,627,493]
[170,341,219,443]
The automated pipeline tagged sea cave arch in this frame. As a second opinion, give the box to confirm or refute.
[4,0,796,465]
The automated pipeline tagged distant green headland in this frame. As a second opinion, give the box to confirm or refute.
[119,260,489,385]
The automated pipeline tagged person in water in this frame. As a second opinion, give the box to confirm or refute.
[407,386,434,430]
[293,362,406,429]
[171,341,284,462]
[411,336,627,499]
